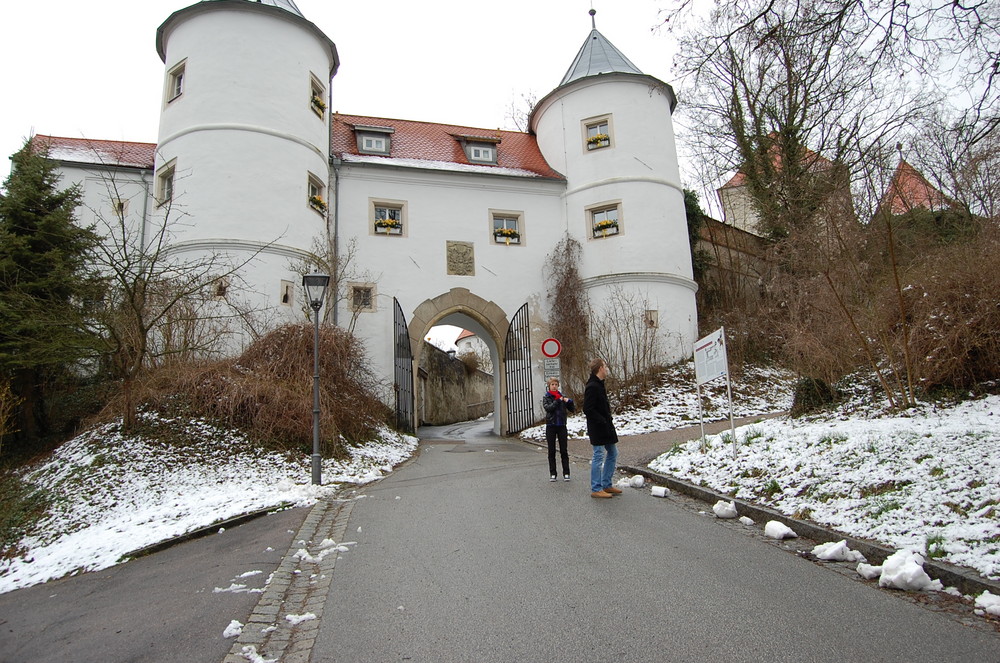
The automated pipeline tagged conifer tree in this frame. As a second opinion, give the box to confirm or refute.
[0,139,104,445]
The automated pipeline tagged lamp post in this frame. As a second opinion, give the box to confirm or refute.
[303,273,330,485]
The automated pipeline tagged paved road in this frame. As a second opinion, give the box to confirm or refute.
[311,422,1000,663]
[0,507,307,663]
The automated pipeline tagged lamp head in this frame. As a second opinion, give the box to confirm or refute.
[302,273,330,311]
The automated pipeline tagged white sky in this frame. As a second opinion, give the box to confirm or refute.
[0,0,689,184]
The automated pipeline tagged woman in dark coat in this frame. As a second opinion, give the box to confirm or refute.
[542,377,575,481]
[583,358,621,498]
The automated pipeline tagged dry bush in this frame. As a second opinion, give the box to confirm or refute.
[457,351,480,376]
[895,223,1000,392]
[129,323,390,456]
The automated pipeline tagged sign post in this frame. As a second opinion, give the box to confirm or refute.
[541,338,561,381]
[693,327,737,457]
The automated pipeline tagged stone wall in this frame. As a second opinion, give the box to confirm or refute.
[416,342,494,426]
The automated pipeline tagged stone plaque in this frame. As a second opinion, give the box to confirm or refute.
[446,241,475,276]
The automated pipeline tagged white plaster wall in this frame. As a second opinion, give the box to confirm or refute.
[334,165,566,406]
[533,75,697,363]
[153,2,336,338]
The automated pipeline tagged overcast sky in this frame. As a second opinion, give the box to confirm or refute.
[1,0,693,184]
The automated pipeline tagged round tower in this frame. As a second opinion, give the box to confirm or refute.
[154,0,338,317]
[530,11,697,362]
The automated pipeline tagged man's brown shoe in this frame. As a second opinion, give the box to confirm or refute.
[591,490,613,498]
[604,486,623,495]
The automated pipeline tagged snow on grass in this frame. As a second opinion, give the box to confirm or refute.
[0,411,417,594]
[649,393,1000,580]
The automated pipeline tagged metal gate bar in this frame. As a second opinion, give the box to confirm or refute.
[504,303,534,434]
[393,298,414,433]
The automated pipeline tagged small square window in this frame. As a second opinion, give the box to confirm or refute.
[308,174,327,213]
[371,199,405,235]
[349,284,376,312]
[491,212,522,245]
[644,310,659,328]
[214,277,229,300]
[112,198,129,217]
[590,203,621,238]
[355,125,394,155]
[361,135,388,153]
[470,145,495,162]
[280,280,294,306]
[585,117,612,151]
[166,61,185,103]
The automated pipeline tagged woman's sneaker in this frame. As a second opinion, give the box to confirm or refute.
[563,475,571,481]
[550,475,557,482]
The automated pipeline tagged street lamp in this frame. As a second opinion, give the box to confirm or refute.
[303,272,330,485]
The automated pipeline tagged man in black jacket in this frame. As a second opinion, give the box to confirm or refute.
[583,358,621,498]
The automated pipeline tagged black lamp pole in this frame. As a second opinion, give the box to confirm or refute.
[303,273,330,485]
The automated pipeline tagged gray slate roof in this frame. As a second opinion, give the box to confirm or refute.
[559,28,644,86]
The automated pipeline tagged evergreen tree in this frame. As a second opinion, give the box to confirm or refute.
[0,139,104,447]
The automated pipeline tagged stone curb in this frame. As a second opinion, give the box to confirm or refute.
[223,497,355,663]
[621,463,1000,600]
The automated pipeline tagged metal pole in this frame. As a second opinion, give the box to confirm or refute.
[311,308,322,485]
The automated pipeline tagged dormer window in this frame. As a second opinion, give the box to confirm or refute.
[454,134,500,164]
[354,124,394,155]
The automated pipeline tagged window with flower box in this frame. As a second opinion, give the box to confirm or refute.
[491,211,523,245]
[588,201,622,239]
[584,115,613,151]
[307,174,327,214]
[309,75,327,118]
[370,198,406,236]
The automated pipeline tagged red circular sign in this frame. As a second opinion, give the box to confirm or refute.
[541,338,562,358]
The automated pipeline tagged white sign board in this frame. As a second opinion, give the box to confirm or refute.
[543,358,561,379]
[694,327,728,386]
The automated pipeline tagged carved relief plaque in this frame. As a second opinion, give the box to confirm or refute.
[446,241,475,276]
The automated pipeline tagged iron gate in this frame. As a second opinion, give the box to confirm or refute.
[504,303,534,434]
[393,298,414,433]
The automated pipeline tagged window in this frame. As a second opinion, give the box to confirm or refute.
[468,144,495,163]
[644,310,659,328]
[584,115,613,151]
[588,201,622,239]
[354,125,394,155]
[214,277,229,300]
[491,210,523,245]
[280,280,294,307]
[308,173,327,214]
[370,198,406,235]
[156,160,176,206]
[112,197,129,217]
[349,283,376,312]
[166,60,186,103]
[309,75,327,117]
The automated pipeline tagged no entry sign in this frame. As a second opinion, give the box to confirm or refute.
[541,338,562,358]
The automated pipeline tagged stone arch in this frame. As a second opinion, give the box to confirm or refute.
[409,288,512,434]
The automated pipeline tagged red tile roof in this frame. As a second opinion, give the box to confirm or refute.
[718,135,832,190]
[31,135,156,170]
[331,114,564,180]
[879,160,953,216]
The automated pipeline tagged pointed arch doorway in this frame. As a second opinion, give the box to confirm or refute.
[396,290,535,436]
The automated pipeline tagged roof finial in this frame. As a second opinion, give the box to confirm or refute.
[589,8,597,29]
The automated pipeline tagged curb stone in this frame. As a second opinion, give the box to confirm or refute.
[223,497,355,663]
[621,463,1000,600]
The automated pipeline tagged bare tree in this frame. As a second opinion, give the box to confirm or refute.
[288,235,376,331]
[503,90,538,132]
[589,286,667,396]
[85,164,271,428]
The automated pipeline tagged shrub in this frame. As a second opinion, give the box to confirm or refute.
[790,377,838,417]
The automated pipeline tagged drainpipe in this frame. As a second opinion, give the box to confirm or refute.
[330,154,341,326]
[140,169,151,249]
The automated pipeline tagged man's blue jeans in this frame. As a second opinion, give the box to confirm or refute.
[590,443,618,492]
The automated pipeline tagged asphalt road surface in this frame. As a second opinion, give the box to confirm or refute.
[311,422,1000,663]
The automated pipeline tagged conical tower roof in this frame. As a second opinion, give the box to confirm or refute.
[559,9,643,86]
[239,0,304,17]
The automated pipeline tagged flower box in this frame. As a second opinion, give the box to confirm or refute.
[494,228,520,245]
[587,134,610,150]
[310,95,327,116]
[593,220,619,237]
[374,219,402,234]
[308,195,327,213]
